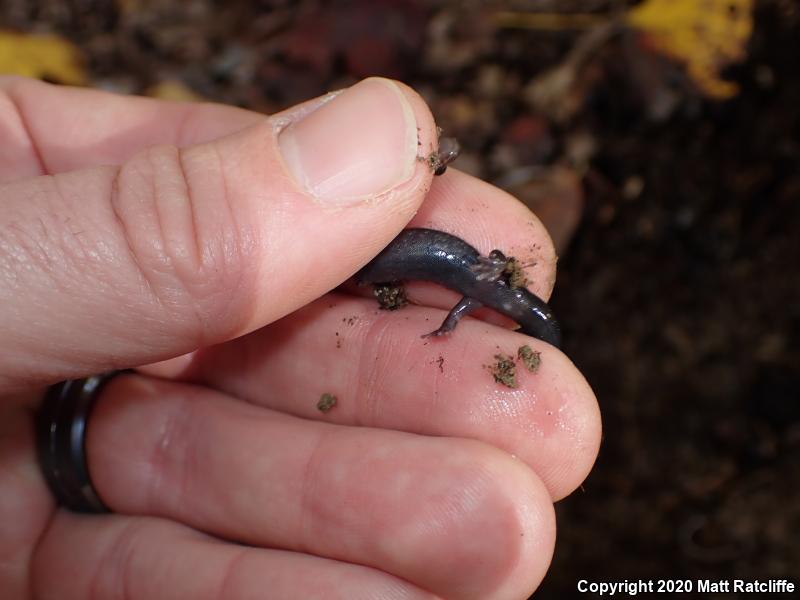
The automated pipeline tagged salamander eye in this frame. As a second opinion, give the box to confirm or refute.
[488,249,507,262]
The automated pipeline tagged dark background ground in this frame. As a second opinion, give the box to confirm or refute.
[3,1,798,597]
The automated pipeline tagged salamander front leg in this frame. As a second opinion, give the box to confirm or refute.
[422,296,484,338]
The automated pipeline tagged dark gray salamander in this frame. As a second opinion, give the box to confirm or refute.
[356,228,562,348]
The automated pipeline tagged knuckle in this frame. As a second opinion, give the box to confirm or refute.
[144,391,200,512]
[112,144,255,340]
[89,519,150,599]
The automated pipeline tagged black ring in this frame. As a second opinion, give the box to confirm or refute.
[37,371,128,513]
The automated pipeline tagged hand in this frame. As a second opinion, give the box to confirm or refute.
[0,76,600,599]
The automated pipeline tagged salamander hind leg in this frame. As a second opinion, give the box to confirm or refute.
[422,296,484,338]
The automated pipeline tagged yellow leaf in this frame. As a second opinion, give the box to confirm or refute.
[627,0,754,99]
[0,31,86,85]
[145,80,204,102]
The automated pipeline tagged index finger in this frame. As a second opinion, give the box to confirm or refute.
[0,77,265,180]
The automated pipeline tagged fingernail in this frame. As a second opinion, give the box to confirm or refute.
[278,78,418,203]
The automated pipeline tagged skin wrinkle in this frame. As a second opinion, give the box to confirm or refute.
[397,322,442,429]
[203,141,248,335]
[209,142,233,257]
[4,211,52,288]
[171,100,200,150]
[86,518,146,600]
[108,167,166,316]
[48,172,100,282]
[5,86,46,176]
[248,130,292,312]
[144,146,186,274]
[168,145,209,339]
[417,320,478,426]
[5,183,40,270]
[143,389,196,516]
[297,426,331,558]
[353,308,451,430]
[352,314,398,428]
[295,427,413,569]
[170,146,202,273]
[408,348,440,431]
[214,545,252,600]
[23,425,56,600]
[401,456,517,598]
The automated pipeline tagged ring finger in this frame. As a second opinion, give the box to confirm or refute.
[81,372,556,599]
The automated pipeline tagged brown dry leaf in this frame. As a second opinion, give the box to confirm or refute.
[626,0,754,99]
[0,31,86,85]
[503,165,585,256]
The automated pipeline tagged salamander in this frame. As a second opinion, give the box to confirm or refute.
[356,228,562,348]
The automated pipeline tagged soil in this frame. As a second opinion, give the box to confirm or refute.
[544,3,800,593]
[5,1,798,597]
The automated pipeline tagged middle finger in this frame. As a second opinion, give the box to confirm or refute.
[171,292,598,502]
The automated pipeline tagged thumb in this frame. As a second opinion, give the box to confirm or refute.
[0,78,438,392]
